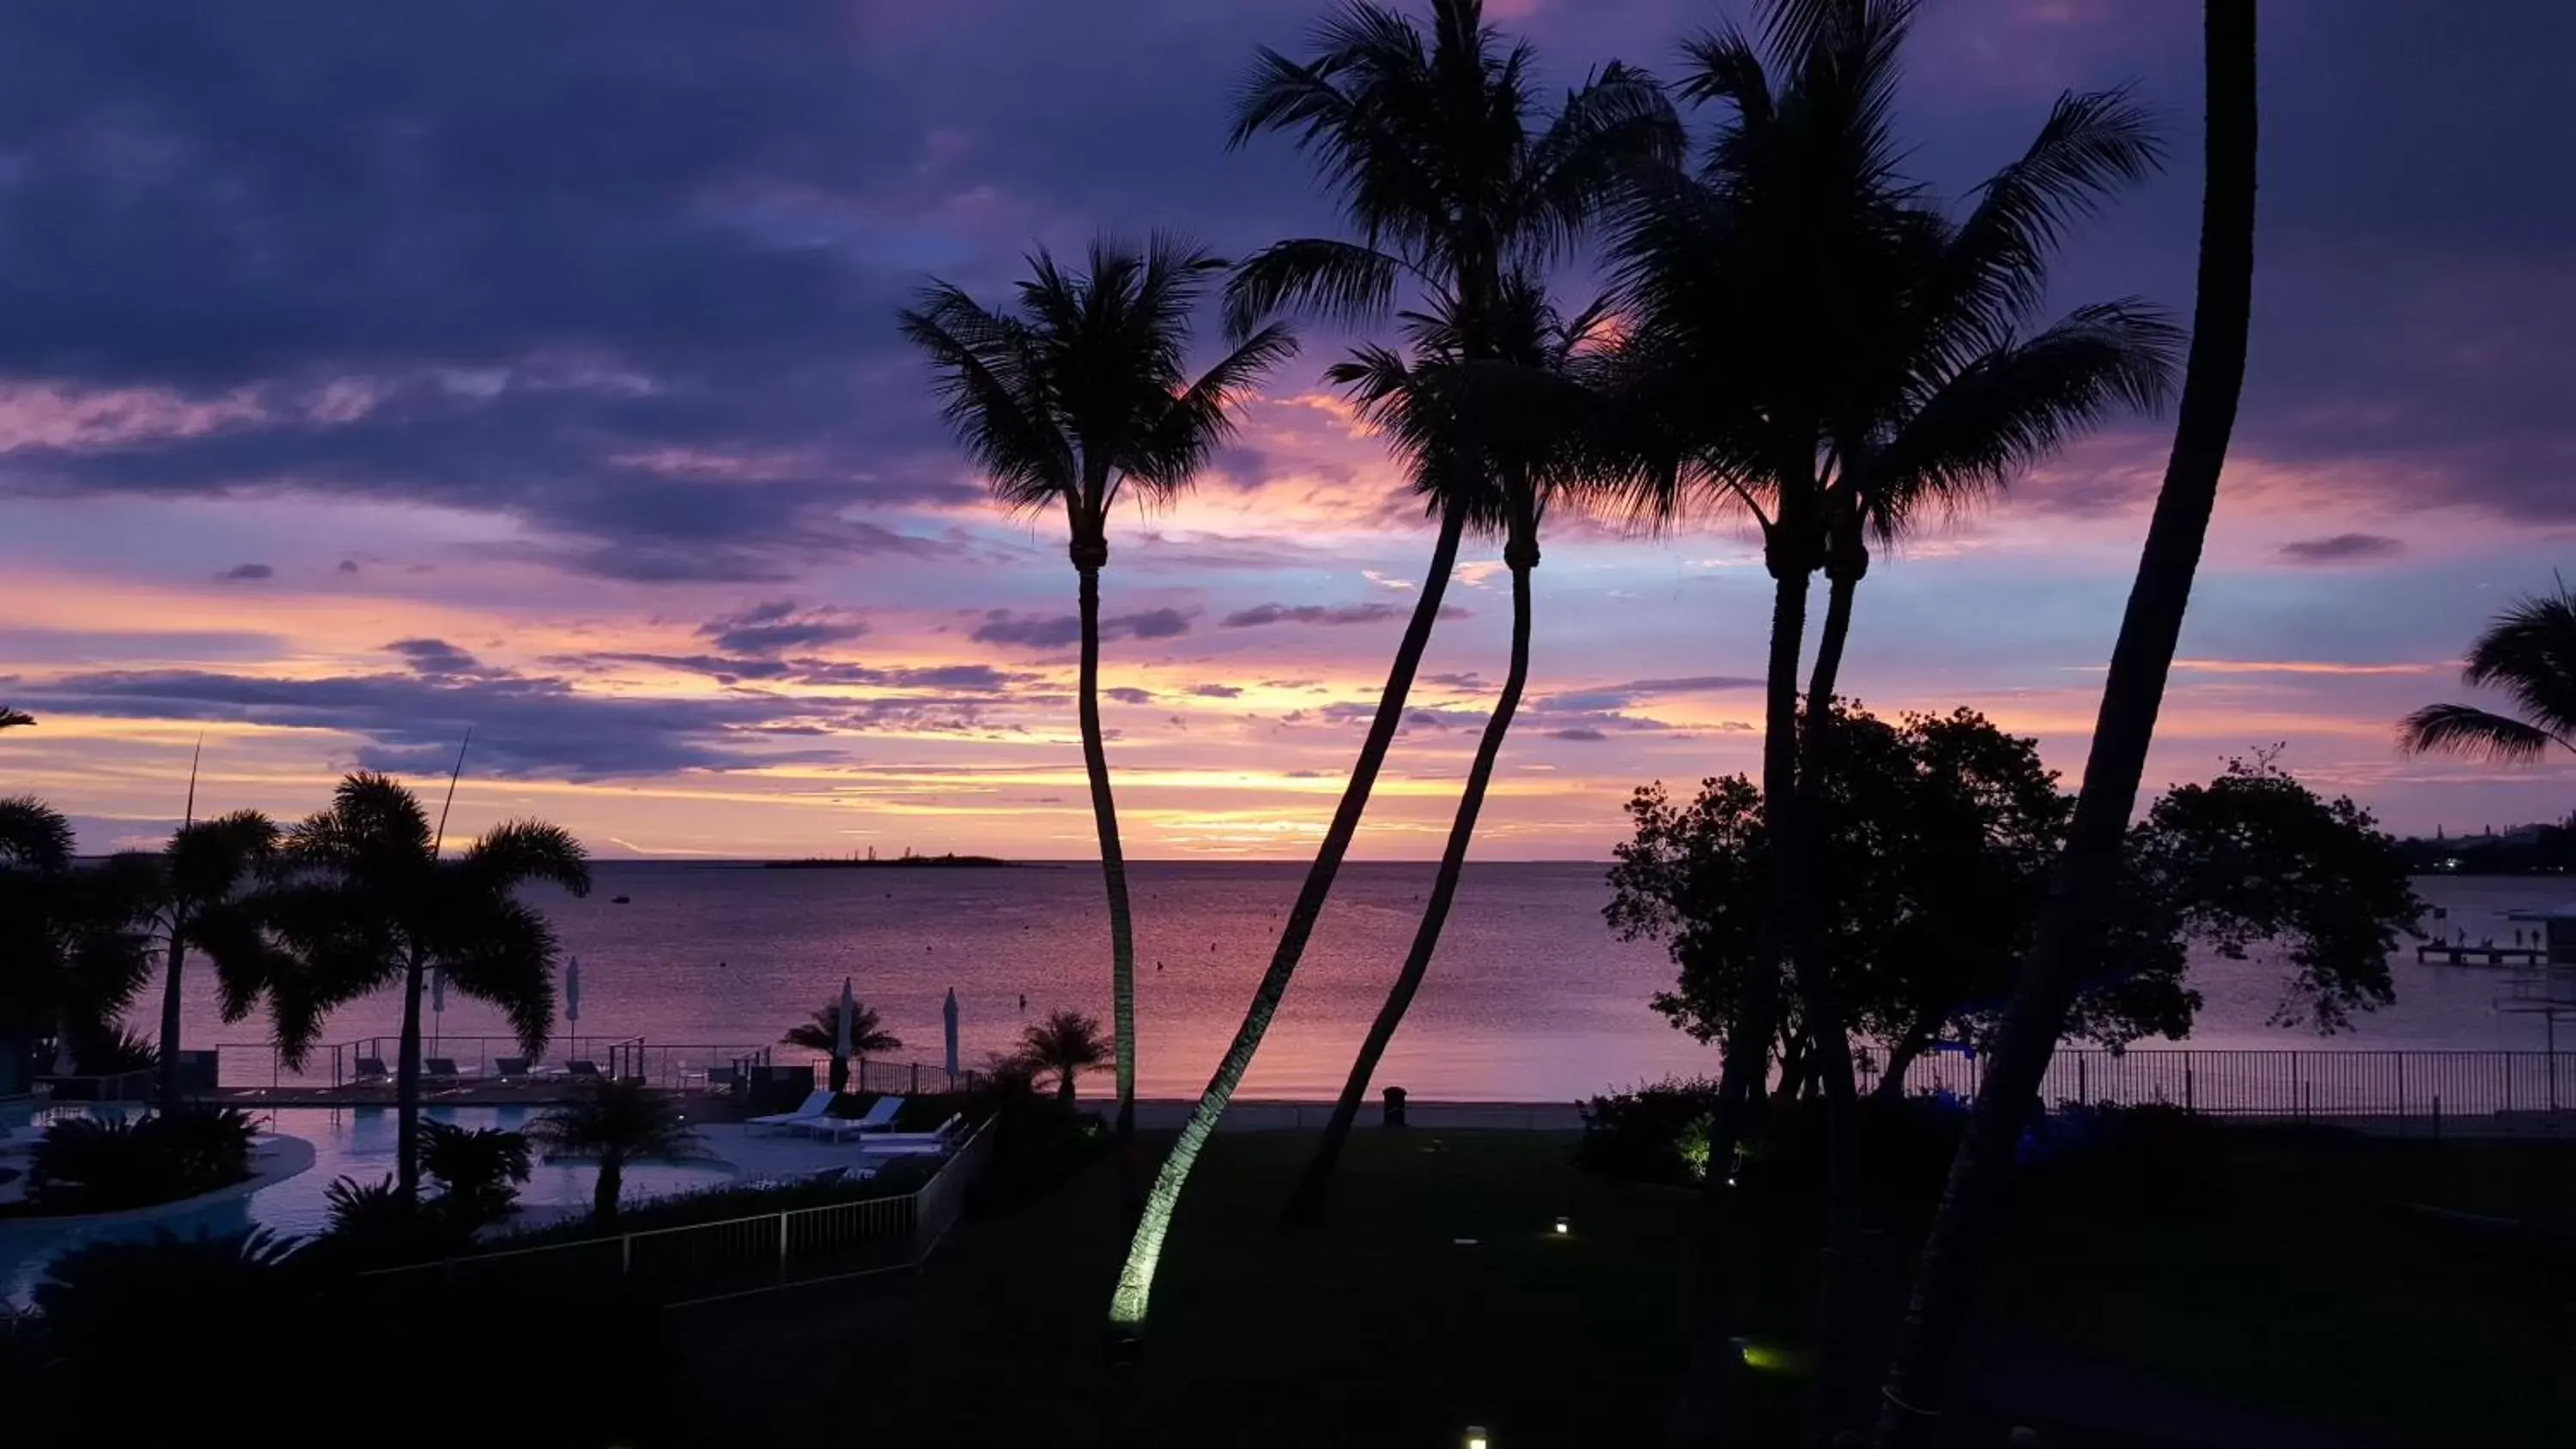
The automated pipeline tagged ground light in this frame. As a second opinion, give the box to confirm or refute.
[1464,1427,1489,1449]
[1552,1216,1569,1235]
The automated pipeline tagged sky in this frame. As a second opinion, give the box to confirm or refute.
[3,0,2573,860]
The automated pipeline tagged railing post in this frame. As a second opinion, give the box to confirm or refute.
[621,1234,632,1277]
[2397,1053,2406,1119]
[2185,1065,2195,1114]
[777,1210,790,1282]
[911,1061,920,1094]
[2077,1055,2087,1105]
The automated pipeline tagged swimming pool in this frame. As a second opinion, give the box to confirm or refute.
[0,1105,736,1305]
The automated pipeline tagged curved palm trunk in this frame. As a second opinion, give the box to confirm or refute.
[1671,562,1810,1445]
[396,949,426,1201]
[1869,9,2256,1442]
[156,914,191,1113]
[1109,507,1468,1334]
[1076,560,1144,1223]
[1795,566,1867,1440]
[1285,549,1534,1225]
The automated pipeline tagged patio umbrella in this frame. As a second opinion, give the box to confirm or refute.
[833,975,855,1093]
[944,986,959,1079]
[429,967,445,1052]
[564,955,582,1058]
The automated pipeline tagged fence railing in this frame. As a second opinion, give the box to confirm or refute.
[360,1114,996,1307]
[1888,1047,2576,1118]
[209,1037,975,1096]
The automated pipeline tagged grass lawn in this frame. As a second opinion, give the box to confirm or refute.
[669,1125,2574,1447]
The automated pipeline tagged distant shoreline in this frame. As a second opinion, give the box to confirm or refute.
[757,853,1024,870]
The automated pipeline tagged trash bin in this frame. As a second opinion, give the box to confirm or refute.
[1382,1085,1407,1128]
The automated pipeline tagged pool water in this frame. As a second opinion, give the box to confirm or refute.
[0,1105,735,1305]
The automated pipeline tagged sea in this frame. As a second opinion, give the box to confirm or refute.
[154,864,2569,1103]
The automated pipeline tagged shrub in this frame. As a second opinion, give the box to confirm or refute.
[1578,1077,1728,1189]
[311,1173,477,1269]
[418,1120,532,1228]
[33,1227,310,1439]
[22,1106,257,1212]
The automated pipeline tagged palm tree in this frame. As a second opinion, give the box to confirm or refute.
[529,1077,702,1228]
[901,235,1296,1213]
[0,797,154,1080]
[1612,3,2175,1425]
[122,800,280,1113]
[0,706,32,730]
[2399,585,2576,762]
[1018,1009,1112,1102]
[1110,0,1680,1339]
[1869,6,2257,1443]
[781,999,902,1055]
[1286,277,1626,1223]
[418,1119,534,1227]
[228,773,590,1201]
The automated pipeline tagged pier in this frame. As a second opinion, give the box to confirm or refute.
[2417,942,2549,966]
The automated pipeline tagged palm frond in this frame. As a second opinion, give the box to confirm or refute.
[1223,239,1403,339]
[1939,85,2164,349]
[0,795,75,871]
[462,819,592,898]
[899,282,1075,513]
[0,706,33,730]
[2397,703,2569,763]
[2453,585,2576,739]
[428,897,561,1058]
[1867,300,2181,537]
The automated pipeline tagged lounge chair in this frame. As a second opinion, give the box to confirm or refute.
[705,1064,741,1093]
[492,1056,530,1083]
[849,1113,964,1149]
[352,1057,391,1084]
[745,1089,837,1133]
[565,1060,602,1082]
[795,1094,903,1139]
[422,1058,462,1086]
[804,1166,849,1187]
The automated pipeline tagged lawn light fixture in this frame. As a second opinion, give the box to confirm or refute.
[1552,1216,1569,1235]
[1464,1428,1489,1449]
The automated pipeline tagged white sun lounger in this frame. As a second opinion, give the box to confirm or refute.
[793,1095,904,1140]
[746,1089,837,1132]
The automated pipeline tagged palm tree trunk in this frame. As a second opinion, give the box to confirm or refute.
[596,1153,623,1226]
[1869,9,2256,1442]
[1286,549,1534,1225]
[156,910,191,1113]
[1795,565,1867,1440]
[1109,507,1468,1336]
[1076,559,1144,1224]
[1671,561,1810,1446]
[397,949,426,1201]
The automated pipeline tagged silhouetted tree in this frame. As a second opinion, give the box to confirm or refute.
[1288,275,1631,1222]
[1112,0,1680,1338]
[1870,6,2257,1442]
[0,796,153,1079]
[223,773,590,1201]
[530,1077,702,1228]
[1018,1009,1112,1102]
[112,807,280,1112]
[902,236,1295,1215]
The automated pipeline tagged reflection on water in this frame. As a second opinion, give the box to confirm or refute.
[1,1104,732,1305]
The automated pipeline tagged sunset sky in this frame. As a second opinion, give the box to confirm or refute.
[3,0,2572,859]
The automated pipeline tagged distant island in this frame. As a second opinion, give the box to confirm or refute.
[760,848,1018,870]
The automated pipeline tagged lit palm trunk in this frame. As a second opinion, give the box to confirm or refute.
[1869,5,2257,1440]
[1110,508,1464,1329]
[1075,551,1142,1210]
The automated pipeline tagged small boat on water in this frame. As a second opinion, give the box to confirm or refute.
[611,894,632,905]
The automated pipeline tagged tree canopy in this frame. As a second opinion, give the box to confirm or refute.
[1607,705,2423,1090]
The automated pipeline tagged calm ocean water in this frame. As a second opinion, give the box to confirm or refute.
[156,864,2567,1102]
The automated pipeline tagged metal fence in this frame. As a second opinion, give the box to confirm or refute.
[208,1036,975,1096]
[360,1113,996,1307]
[1890,1047,2576,1118]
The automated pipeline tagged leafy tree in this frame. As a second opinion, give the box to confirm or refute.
[1112,0,1680,1338]
[530,1077,702,1228]
[2399,581,2576,762]
[902,235,1292,1213]
[219,773,589,1201]
[1018,1009,1112,1102]
[1612,710,2419,1095]
[1872,9,2260,1436]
